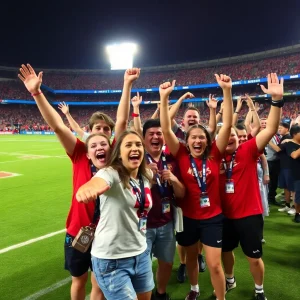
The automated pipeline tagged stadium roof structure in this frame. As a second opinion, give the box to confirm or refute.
[1,43,300,75]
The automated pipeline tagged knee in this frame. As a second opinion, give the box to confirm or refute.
[248,258,261,268]
[208,261,223,275]
[72,277,88,290]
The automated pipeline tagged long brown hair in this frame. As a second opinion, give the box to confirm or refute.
[106,130,152,189]
[185,124,212,158]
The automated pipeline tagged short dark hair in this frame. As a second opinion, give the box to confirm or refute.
[279,122,290,129]
[290,125,300,137]
[235,124,246,131]
[183,107,200,118]
[142,119,161,137]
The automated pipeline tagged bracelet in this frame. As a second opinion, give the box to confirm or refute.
[132,113,139,118]
[264,173,269,176]
[31,91,43,97]
[271,99,284,108]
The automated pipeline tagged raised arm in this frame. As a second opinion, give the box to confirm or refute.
[18,64,77,156]
[256,73,284,152]
[58,102,85,139]
[159,81,180,157]
[131,92,143,136]
[245,94,261,137]
[216,102,224,124]
[206,94,218,135]
[115,68,140,140]
[169,92,194,122]
[215,75,233,153]
[232,96,243,126]
[76,177,110,203]
[151,103,160,119]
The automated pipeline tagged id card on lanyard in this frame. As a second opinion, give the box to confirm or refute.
[190,155,210,208]
[129,175,147,232]
[222,150,237,194]
[147,152,171,214]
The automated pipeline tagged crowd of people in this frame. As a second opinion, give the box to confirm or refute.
[5,62,298,300]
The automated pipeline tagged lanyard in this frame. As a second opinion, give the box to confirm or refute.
[90,163,100,224]
[146,152,168,197]
[222,150,237,180]
[129,174,146,213]
[189,155,207,193]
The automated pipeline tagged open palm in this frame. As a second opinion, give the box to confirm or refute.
[18,64,42,94]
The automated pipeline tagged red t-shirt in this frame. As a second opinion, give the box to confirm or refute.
[175,142,222,220]
[146,152,180,228]
[66,139,96,236]
[219,137,263,219]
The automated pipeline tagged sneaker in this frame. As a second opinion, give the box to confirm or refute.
[294,214,300,223]
[185,290,200,300]
[198,254,206,272]
[213,277,236,296]
[288,208,296,215]
[278,206,290,212]
[177,264,186,283]
[255,291,267,299]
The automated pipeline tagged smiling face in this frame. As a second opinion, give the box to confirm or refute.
[86,135,111,169]
[144,127,164,156]
[91,120,112,138]
[236,129,248,144]
[226,128,239,153]
[261,119,267,129]
[186,127,208,158]
[120,133,144,173]
[183,109,200,131]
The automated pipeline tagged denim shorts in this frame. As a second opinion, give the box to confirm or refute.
[146,221,176,263]
[92,249,154,300]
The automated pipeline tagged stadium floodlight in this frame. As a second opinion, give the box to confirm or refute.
[106,43,137,70]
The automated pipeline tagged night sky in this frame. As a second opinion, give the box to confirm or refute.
[1,0,300,69]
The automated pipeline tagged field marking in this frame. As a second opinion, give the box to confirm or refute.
[0,139,58,142]
[0,154,67,164]
[0,171,22,179]
[0,229,66,254]
[23,277,72,300]
[11,148,63,153]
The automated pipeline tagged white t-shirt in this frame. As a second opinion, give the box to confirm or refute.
[82,131,90,142]
[91,167,153,259]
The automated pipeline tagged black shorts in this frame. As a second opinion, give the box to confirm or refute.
[222,214,263,259]
[176,214,224,248]
[64,233,93,277]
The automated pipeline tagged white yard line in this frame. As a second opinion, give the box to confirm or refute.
[0,229,66,254]
[23,277,72,300]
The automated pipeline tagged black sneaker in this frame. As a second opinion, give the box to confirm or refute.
[177,263,186,283]
[198,254,206,272]
[185,290,200,300]
[294,214,300,223]
[255,291,267,300]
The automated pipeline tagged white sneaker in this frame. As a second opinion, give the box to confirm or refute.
[278,206,290,212]
[288,208,296,215]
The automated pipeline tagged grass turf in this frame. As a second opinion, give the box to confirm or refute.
[0,135,299,299]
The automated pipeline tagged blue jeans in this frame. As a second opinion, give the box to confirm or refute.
[146,221,176,263]
[92,249,154,300]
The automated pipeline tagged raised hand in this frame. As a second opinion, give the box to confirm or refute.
[188,102,194,108]
[215,74,232,90]
[260,73,284,101]
[18,64,43,94]
[159,80,176,100]
[255,101,260,112]
[131,92,143,107]
[235,96,244,112]
[58,102,69,115]
[124,68,141,83]
[182,92,195,100]
[245,94,255,110]
[206,94,218,109]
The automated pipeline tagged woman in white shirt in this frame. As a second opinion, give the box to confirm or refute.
[76,130,154,300]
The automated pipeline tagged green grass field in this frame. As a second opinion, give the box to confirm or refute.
[0,135,299,300]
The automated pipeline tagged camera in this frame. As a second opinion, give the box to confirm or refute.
[72,226,95,253]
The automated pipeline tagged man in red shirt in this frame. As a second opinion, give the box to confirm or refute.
[220,73,284,300]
